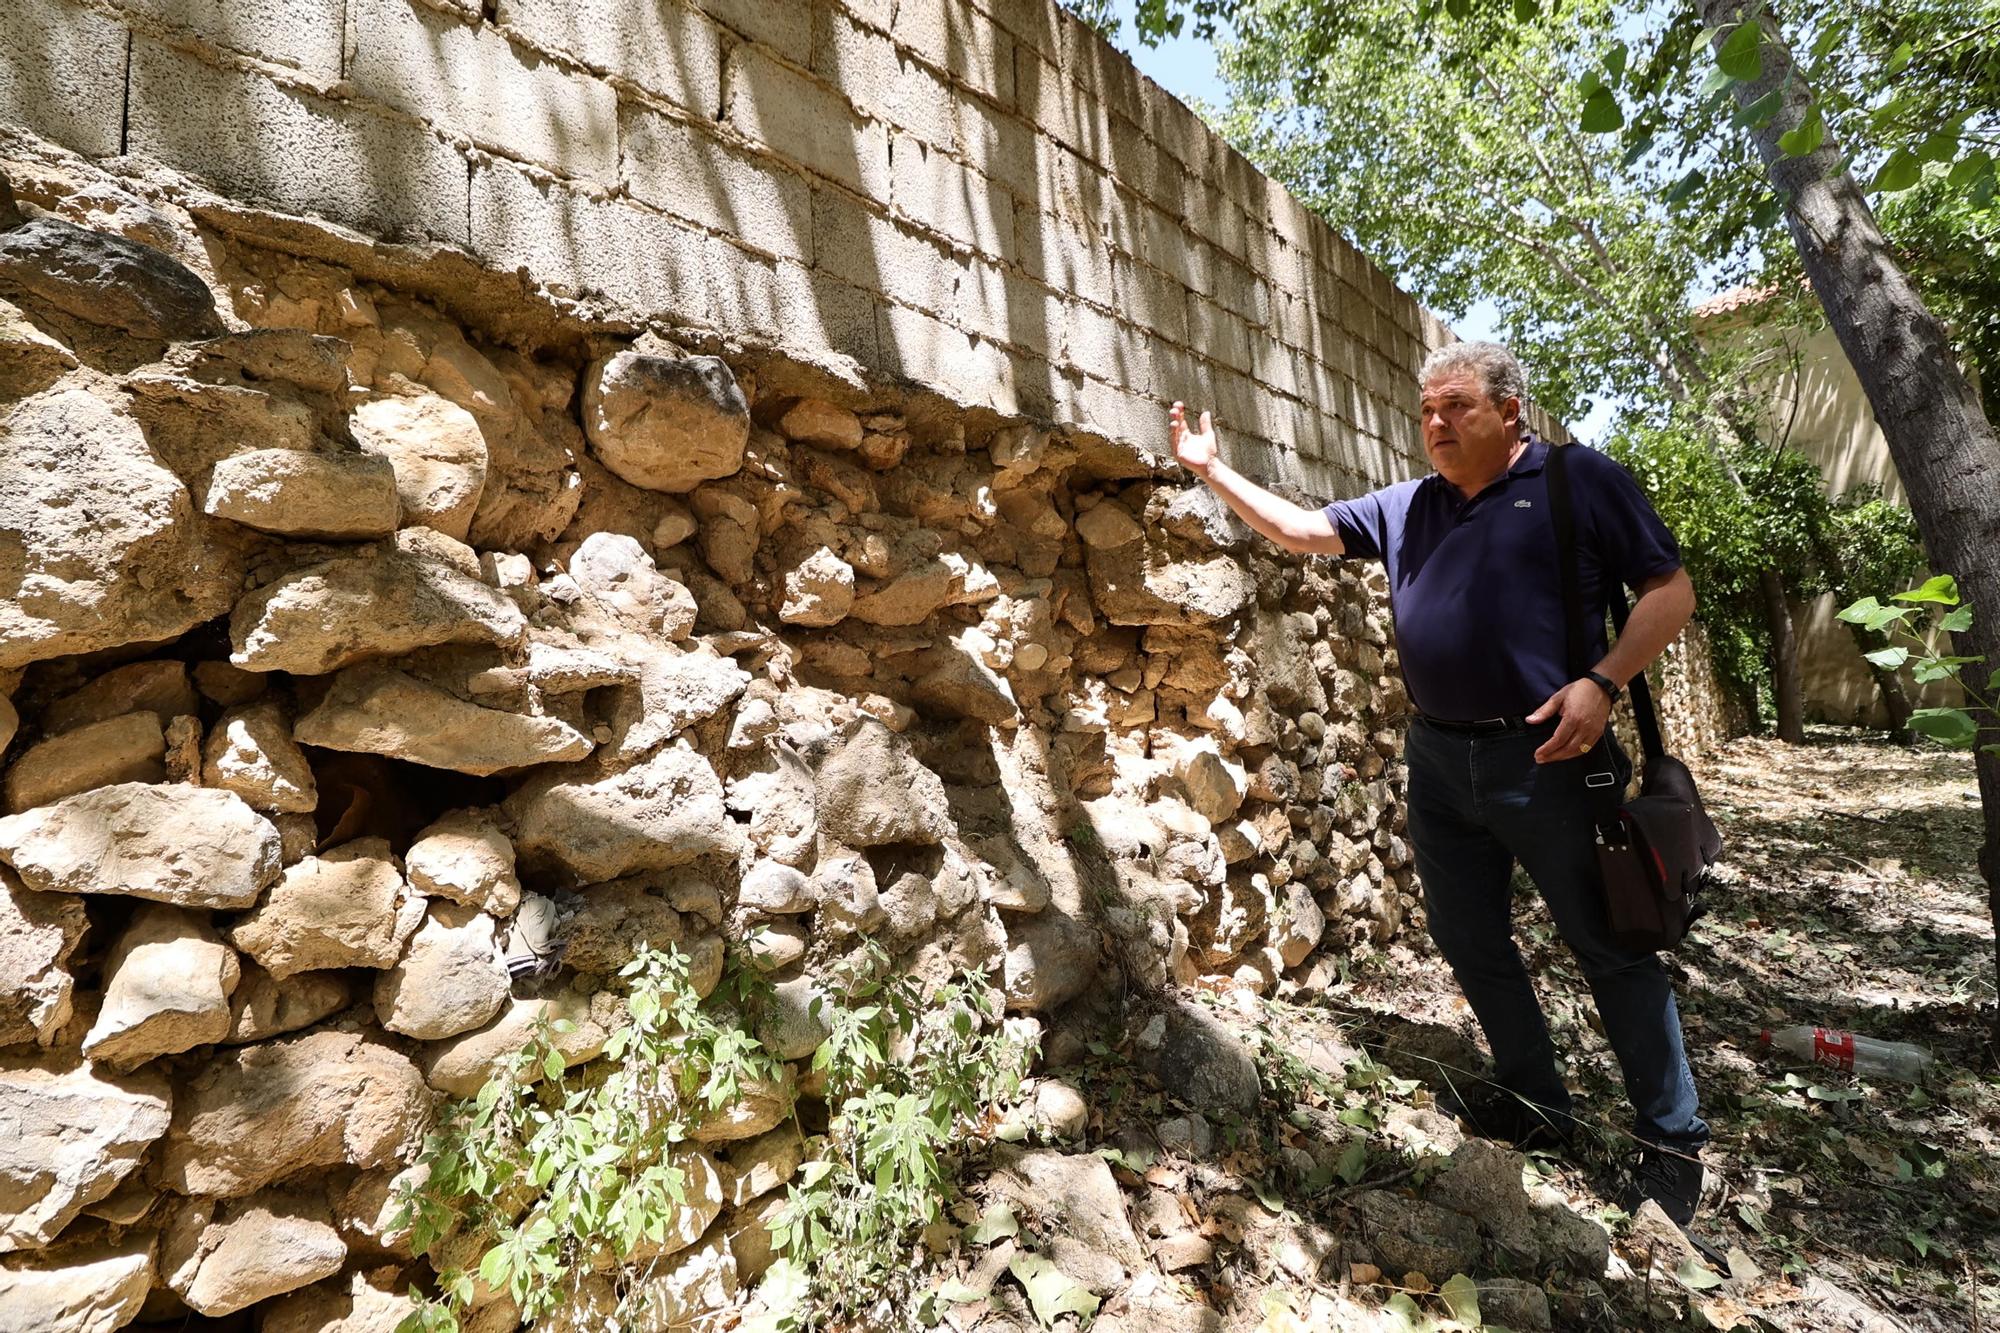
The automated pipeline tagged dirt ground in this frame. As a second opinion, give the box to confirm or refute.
[1288,726,1998,1330]
[954,727,1998,1333]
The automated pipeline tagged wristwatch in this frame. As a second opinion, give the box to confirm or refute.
[1583,670,1622,703]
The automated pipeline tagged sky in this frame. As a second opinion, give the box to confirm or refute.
[1095,2,1617,442]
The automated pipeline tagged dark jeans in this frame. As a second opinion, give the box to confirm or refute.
[1405,716,1709,1151]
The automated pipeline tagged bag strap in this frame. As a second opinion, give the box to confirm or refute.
[1545,442,1668,773]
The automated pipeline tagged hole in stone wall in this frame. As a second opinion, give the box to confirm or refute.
[301,749,505,856]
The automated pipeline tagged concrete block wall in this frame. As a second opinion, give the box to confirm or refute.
[0,0,1446,497]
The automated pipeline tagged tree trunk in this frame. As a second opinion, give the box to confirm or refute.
[1705,0,2000,1032]
[1758,567,1807,743]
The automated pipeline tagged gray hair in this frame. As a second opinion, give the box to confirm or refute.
[1418,341,1527,409]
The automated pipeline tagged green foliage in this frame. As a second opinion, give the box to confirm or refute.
[392,947,786,1330]
[392,944,1032,1333]
[1840,576,1997,753]
[770,941,1036,1330]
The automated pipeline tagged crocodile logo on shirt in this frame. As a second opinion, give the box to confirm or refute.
[1514,499,1534,508]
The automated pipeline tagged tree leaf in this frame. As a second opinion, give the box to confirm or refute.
[1690,24,1725,58]
[1666,167,1707,205]
[1513,0,1541,20]
[1874,148,1922,192]
[966,1202,1018,1244]
[1621,132,1656,166]
[1885,40,1915,76]
[1863,646,1909,670]
[1907,708,1978,746]
[1605,41,1629,82]
[1581,89,1625,133]
[1810,19,1847,61]
[1675,1255,1726,1289]
[1779,108,1826,157]
[1336,1138,1370,1184]
[1942,606,1976,634]
[1732,89,1782,129]
[1700,64,1738,98]
[1009,1252,1101,1327]
[1716,22,1763,81]
[1949,150,1993,189]
[1894,574,1960,605]
[1440,1273,1482,1323]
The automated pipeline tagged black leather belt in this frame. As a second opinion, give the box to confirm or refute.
[1417,714,1538,735]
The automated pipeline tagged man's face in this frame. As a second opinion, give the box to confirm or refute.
[1420,369,1521,493]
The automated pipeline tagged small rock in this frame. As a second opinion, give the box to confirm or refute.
[258,1268,422,1333]
[374,900,509,1040]
[745,919,807,970]
[422,990,612,1097]
[162,1192,346,1315]
[1354,1190,1482,1281]
[560,881,686,974]
[1176,745,1246,825]
[1075,501,1143,549]
[756,976,830,1061]
[1143,1001,1259,1118]
[778,397,862,449]
[350,390,488,541]
[1002,913,1099,1013]
[229,837,424,978]
[294,666,593,776]
[193,660,266,708]
[0,868,86,1047]
[1477,1277,1552,1331]
[722,1128,804,1207]
[224,964,351,1045]
[202,448,401,540]
[83,904,241,1070]
[814,720,951,847]
[738,860,812,916]
[202,699,317,813]
[570,532,697,640]
[229,541,526,676]
[582,349,749,493]
[3,711,165,814]
[1034,1079,1089,1139]
[43,660,198,734]
[508,744,740,883]
[990,1147,1144,1291]
[0,783,280,909]
[780,546,855,626]
[405,809,522,917]
[0,1235,154,1333]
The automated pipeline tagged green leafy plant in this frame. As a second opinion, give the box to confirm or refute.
[770,941,1036,1330]
[1839,574,1997,751]
[391,945,787,1331]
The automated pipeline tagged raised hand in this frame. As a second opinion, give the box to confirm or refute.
[1169,401,1217,477]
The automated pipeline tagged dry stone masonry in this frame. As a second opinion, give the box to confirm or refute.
[0,2,1730,1327]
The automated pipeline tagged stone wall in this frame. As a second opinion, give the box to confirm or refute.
[0,5,1732,1327]
[0,0,1442,504]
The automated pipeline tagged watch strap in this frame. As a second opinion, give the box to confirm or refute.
[1583,669,1621,702]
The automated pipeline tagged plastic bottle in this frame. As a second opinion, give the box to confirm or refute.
[1759,1026,1934,1082]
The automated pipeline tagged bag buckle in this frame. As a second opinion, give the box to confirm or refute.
[1584,771,1619,788]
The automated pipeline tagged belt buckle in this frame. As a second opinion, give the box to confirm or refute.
[1474,716,1510,734]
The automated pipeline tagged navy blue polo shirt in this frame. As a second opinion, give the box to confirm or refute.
[1322,437,1682,721]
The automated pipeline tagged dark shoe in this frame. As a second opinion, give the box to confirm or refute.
[1437,1084,1577,1155]
[1619,1144,1704,1225]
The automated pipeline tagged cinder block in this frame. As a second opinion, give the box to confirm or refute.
[469,158,712,328]
[1061,299,1146,391]
[498,0,725,119]
[620,103,810,264]
[890,0,1013,108]
[971,0,1063,64]
[1014,206,1111,302]
[814,6,955,158]
[0,0,127,157]
[1186,297,1254,377]
[690,0,810,64]
[889,132,1014,263]
[1073,371,1164,448]
[1108,253,1188,344]
[951,258,1059,361]
[110,0,343,86]
[1018,50,1112,167]
[876,299,1015,412]
[1133,201,1212,295]
[351,0,618,180]
[1209,250,1270,325]
[724,42,891,199]
[128,37,469,242]
[811,187,959,318]
[954,97,1038,202]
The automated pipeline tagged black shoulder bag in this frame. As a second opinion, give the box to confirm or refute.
[1546,443,1721,952]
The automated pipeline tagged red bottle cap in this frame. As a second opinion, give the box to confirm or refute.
[1758,1028,1772,1046]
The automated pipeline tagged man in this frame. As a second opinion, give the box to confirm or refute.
[1170,341,1707,1224]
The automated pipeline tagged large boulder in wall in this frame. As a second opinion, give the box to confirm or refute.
[0,1063,172,1252]
[0,386,239,670]
[0,783,282,910]
[155,1030,431,1197]
[0,214,223,341]
[581,349,749,493]
[0,1234,155,1333]
[507,743,741,883]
